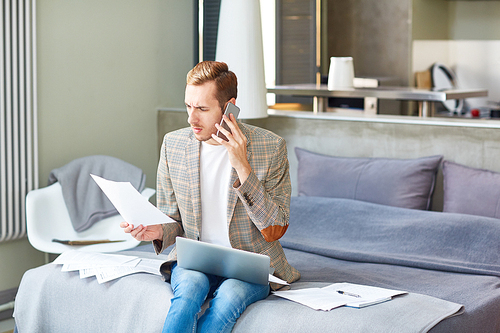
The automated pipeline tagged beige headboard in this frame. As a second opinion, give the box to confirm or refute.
[158,109,500,211]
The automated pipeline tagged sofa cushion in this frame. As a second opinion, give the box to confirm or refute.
[443,160,500,219]
[295,147,443,210]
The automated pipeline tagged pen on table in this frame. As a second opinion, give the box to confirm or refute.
[52,239,125,245]
[337,290,361,298]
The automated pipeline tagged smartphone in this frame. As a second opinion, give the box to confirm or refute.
[216,102,240,140]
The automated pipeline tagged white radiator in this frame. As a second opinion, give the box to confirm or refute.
[1,0,38,242]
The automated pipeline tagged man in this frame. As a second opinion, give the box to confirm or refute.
[121,61,300,332]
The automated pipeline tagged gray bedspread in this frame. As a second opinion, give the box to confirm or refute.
[14,197,500,332]
[271,197,500,333]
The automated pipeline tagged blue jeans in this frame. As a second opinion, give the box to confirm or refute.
[162,262,270,333]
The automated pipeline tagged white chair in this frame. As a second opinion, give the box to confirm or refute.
[26,182,155,254]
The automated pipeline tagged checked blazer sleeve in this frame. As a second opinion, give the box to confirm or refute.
[232,134,291,242]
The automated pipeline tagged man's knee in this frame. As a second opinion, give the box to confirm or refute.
[212,279,269,313]
[171,267,211,299]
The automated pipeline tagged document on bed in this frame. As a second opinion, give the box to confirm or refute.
[273,282,407,311]
[53,250,138,267]
[91,174,177,226]
[273,288,348,311]
[52,250,165,283]
[84,258,165,283]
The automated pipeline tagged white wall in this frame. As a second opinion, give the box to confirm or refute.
[448,2,500,40]
[413,0,500,41]
[36,0,193,186]
[0,0,193,292]
[412,1,500,110]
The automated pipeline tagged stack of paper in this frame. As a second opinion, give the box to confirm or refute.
[52,250,165,284]
[273,282,407,311]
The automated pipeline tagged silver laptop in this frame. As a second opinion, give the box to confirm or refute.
[176,237,270,285]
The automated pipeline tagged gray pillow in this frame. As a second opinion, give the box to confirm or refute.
[295,147,443,210]
[443,160,500,219]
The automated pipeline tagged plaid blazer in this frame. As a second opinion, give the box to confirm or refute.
[153,122,300,286]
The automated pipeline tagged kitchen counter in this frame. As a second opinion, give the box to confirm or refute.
[267,83,488,117]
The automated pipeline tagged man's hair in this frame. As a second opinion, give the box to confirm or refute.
[186,61,237,110]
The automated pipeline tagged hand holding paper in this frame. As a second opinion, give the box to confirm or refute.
[91,174,177,227]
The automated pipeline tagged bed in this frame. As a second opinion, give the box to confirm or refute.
[13,148,500,332]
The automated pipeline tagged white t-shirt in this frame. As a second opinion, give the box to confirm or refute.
[199,142,232,247]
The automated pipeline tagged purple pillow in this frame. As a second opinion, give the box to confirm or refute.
[443,161,500,219]
[295,147,443,210]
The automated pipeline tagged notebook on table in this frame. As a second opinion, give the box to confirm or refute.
[175,236,270,285]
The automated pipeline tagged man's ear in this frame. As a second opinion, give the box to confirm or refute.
[222,98,237,113]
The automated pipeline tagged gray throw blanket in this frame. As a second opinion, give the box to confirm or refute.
[48,155,146,232]
[282,196,500,277]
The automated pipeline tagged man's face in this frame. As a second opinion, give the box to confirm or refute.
[185,81,224,145]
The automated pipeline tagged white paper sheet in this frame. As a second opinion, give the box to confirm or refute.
[322,283,406,308]
[273,282,407,311]
[53,250,164,283]
[53,250,138,267]
[268,274,289,285]
[94,258,164,283]
[273,288,347,311]
[91,174,177,226]
[75,258,141,277]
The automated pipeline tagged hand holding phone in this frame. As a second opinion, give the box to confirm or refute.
[216,102,240,141]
